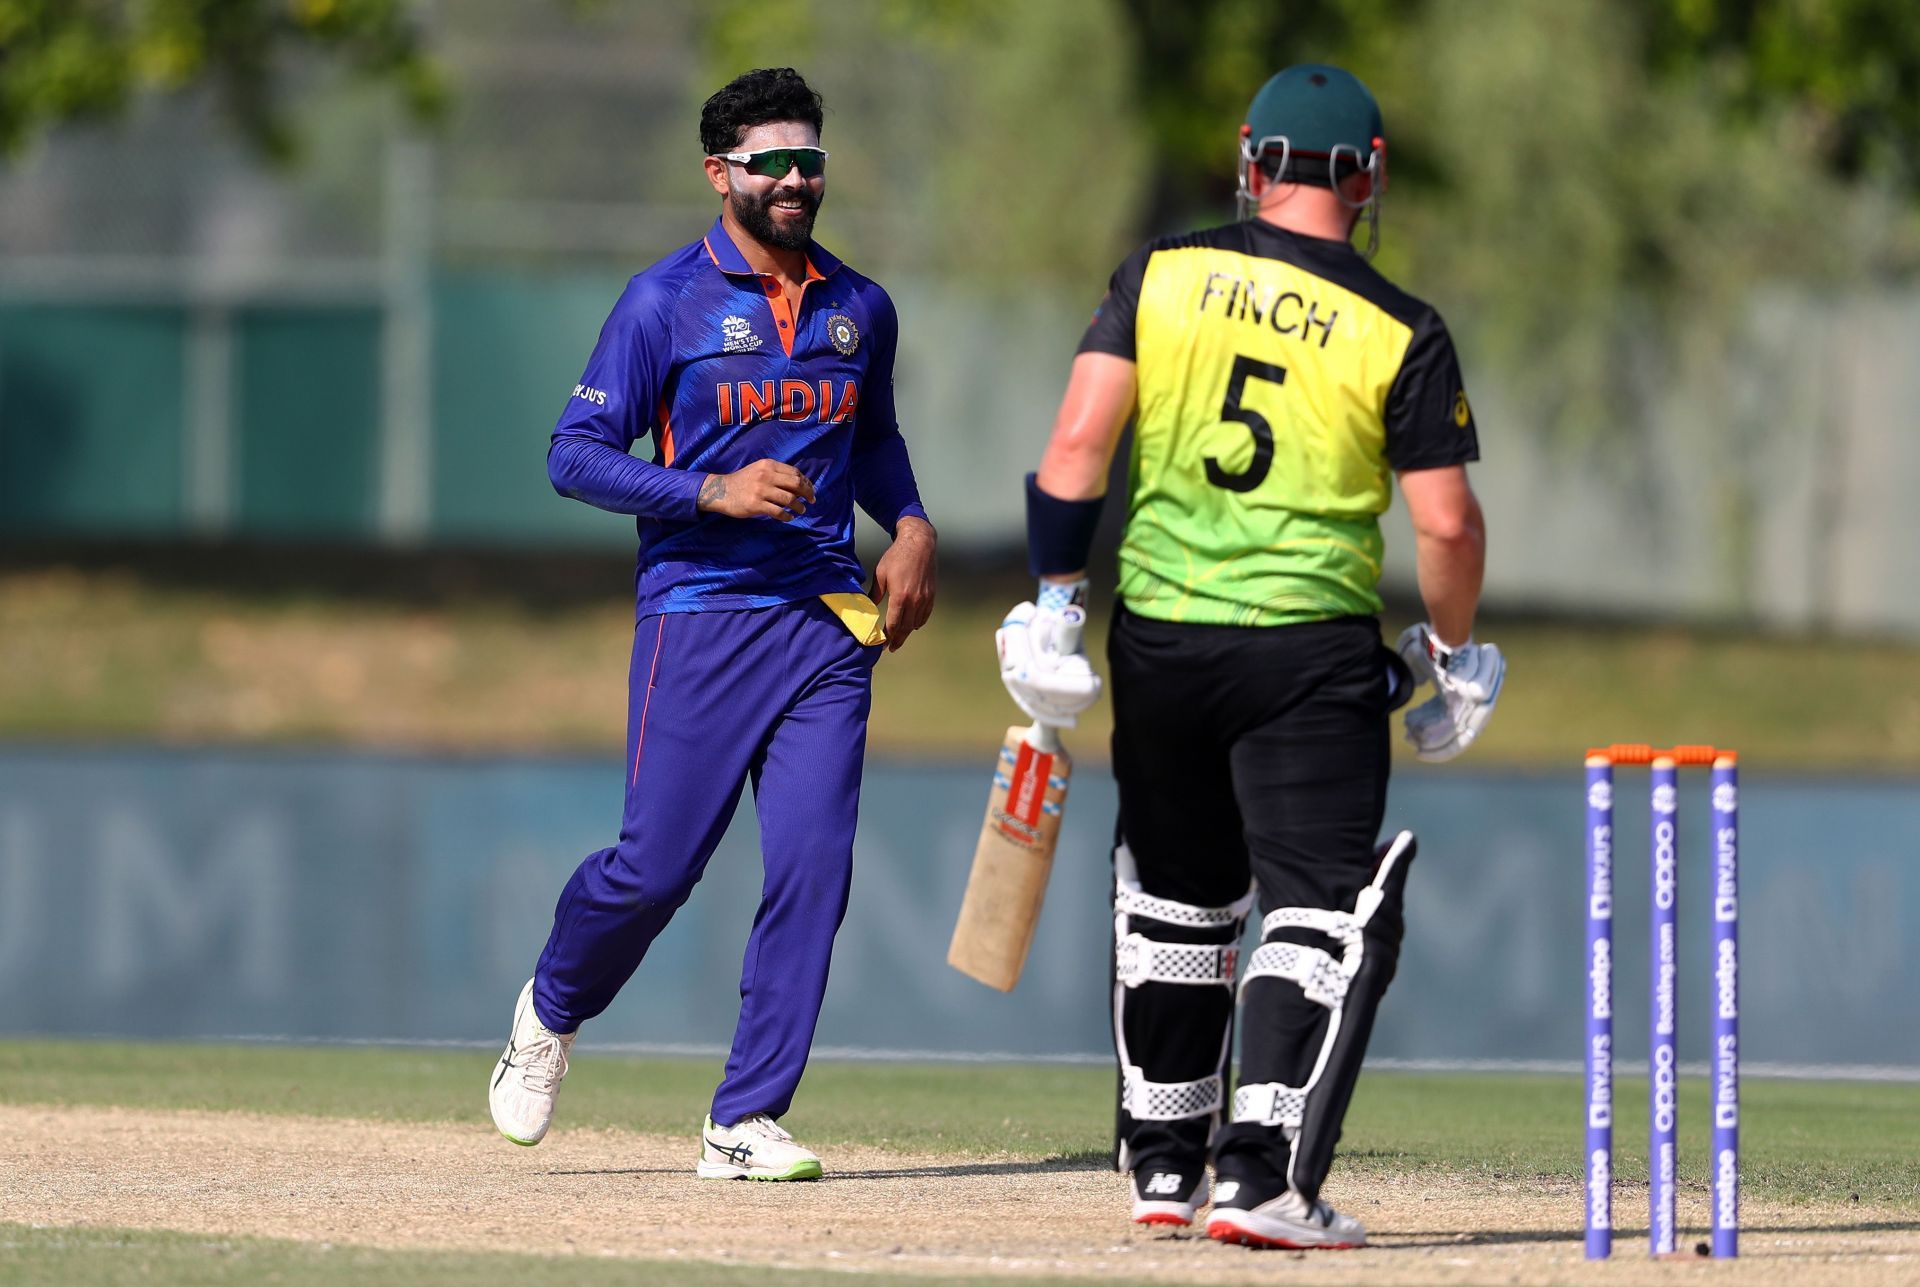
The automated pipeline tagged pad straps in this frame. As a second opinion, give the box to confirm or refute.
[1121,1068,1226,1121]
[1117,935,1240,988]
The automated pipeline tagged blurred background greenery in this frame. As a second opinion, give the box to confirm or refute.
[4,0,1920,764]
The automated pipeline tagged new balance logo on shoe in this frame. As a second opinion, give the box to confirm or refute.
[1214,1180,1240,1203]
[1130,1162,1208,1227]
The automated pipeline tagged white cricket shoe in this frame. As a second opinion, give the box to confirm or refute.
[488,977,574,1146]
[1206,1184,1367,1249]
[696,1113,824,1181]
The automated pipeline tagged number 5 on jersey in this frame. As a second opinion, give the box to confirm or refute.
[1205,355,1287,493]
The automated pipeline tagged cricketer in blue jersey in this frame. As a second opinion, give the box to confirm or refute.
[489,68,937,1181]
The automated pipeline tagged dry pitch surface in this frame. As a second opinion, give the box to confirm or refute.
[5,1103,1914,1286]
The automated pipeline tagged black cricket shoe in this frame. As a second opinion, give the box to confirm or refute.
[1130,1157,1209,1226]
[1206,1149,1366,1249]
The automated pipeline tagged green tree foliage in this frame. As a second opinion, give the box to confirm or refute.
[1116,0,1418,227]
[694,0,1918,609]
[0,0,443,161]
[1108,0,1920,440]
[697,0,1146,284]
[1647,0,1920,184]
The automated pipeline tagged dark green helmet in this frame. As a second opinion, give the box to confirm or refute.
[1243,64,1384,162]
[1235,64,1387,256]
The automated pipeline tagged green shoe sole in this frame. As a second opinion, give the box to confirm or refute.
[697,1159,824,1181]
[744,1159,823,1181]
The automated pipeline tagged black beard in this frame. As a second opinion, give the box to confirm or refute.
[731,185,819,252]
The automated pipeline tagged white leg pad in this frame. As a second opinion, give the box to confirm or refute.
[1122,1067,1225,1121]
[1230,831,1418,1145]
[1112,844,1255,1131]
[1117,934,1241,988]
[1238,941,1349,1009]
[1115,883,1257,928]
[1262,905,1364,943]
[1231,1081,1307,1131]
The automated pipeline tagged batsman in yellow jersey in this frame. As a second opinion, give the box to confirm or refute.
[997,64,1507,1249]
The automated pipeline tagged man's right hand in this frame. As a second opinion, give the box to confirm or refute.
[997,601,1103,728]
[697,460,815,521]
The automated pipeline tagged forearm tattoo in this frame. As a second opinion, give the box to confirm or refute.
[698,474,726,509]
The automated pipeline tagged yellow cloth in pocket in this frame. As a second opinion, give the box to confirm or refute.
[819,592,887,646]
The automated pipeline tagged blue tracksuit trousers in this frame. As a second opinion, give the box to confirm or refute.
[532,598,879,1124]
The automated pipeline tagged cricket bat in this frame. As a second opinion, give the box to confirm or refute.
[947,719,1073,992]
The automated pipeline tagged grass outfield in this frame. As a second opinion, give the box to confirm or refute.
[0,1225,1119,1287]
[6,564,1920,767]
[4,1040,1916,1206]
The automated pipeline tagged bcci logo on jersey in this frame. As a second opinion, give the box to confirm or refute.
[721,315,762,354]
[826,313,859,355]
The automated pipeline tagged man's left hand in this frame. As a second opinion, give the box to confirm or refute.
[1395,623,1506,762]
[871,517,937,651]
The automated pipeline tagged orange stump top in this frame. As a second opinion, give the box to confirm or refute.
[1584,744,1737,766]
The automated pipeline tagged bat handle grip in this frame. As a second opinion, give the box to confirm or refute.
[1025,722,1065,754]
[1055,603,1086,655]
[1025,604,1084,754]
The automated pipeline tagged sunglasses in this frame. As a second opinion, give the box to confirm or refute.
[710,146,829,179]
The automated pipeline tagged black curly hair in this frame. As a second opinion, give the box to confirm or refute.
[700,67,825,156]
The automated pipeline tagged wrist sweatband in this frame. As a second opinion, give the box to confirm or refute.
[1426,626,1471,671]
[1025,473,1104,577]
[1036,578,1089,612]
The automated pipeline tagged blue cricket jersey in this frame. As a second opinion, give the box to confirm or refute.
[549,216,928,617]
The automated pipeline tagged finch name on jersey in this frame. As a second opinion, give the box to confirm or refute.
[1196,272,1339,348]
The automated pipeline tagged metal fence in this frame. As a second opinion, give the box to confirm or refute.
[2,743,1913,1073]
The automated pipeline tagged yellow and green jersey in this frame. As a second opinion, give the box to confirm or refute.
[1079,221,1478,626]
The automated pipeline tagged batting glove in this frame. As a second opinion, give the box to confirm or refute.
[997,593,1102,728]
[1396,623,1506,763]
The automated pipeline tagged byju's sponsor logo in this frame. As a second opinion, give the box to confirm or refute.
[1589,823,1612,918]
[1587,1033,1612,1127]
[1715,1033,1739,1128]
[572,383,608,406]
